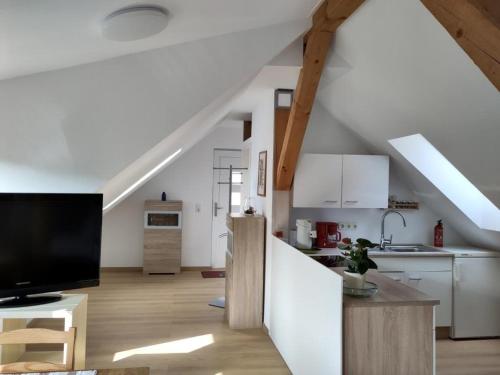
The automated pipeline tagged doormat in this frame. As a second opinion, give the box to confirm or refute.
[201,270,225,278]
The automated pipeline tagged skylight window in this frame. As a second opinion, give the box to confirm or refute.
[389,134,500,232]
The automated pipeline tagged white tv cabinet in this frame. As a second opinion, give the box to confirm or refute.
[0,294,87,369]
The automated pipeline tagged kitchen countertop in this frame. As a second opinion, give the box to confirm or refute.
[331,268,439,307]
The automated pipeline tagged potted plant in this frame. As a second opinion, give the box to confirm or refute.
[338,238,378,288]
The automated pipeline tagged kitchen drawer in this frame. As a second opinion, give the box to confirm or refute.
[374,257,452,272]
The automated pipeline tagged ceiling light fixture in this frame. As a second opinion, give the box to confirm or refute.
[102,6,169,41]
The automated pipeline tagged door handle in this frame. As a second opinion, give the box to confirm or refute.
[213,202,224,217]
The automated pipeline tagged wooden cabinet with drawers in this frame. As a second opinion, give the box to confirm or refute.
[143,200,182,274]
[225,213,265,329]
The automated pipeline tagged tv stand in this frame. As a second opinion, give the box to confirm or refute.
[0,294,87,369]
[0,294,62,308]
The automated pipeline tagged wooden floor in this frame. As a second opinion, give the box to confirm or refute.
[31,270,500,375]
[437,338,500,375]
[81,271,288,375]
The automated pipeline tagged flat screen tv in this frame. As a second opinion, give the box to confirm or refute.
[0,193,102,307]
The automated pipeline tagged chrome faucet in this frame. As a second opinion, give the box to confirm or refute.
[380,210,407,249]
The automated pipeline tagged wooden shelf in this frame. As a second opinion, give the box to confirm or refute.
[388,201,419,210]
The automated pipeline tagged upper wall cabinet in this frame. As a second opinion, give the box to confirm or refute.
[342,155,389,208]
[293,154,389,209]
[293,154,342,208]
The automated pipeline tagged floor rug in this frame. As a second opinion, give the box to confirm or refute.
[201,270,225,278]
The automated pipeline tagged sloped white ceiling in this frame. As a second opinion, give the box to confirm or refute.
[316,0,500,249]
[0,0,319,79]
[0,19,309,196]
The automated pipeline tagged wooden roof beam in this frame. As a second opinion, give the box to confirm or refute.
[276,0,365,190]
[421,0,500,90]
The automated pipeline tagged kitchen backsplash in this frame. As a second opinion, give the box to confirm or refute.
[290,207,466,246]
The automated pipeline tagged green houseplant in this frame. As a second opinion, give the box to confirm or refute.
[338,238,378,288]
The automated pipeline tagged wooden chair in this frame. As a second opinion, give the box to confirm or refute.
[0,327,76,373]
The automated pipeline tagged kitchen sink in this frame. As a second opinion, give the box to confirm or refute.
[373,244,442,253]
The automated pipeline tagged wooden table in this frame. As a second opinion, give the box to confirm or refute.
[0,294,87,369]
[332,268,439,375]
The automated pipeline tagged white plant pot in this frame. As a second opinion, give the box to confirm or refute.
[344,271,366,289]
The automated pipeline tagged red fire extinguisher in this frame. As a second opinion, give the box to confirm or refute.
[434,220,443,247]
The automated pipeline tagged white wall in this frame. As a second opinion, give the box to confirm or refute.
[315,0,500,250]
[247,90,276,327]
[290,102,467,246]
[0,19,308,196]
[246,82,346,375]
[101,125,242,267]
[270,237,342,375]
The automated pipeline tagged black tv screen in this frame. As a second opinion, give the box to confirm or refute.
[0,193,102,300]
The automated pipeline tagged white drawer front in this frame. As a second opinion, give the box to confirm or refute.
[373,257,453,272]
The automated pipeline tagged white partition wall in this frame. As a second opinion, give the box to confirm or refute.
[269,237,343,375]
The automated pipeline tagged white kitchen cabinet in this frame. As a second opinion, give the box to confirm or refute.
[375,256,453,327]
[341,155,389,208]
[293,153,389,208]
[405,271,452,327]
[293,154,342,208]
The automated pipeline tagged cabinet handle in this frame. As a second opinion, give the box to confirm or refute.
[323,200,338,203]
[344,200,359,204]
[408,275,422,281]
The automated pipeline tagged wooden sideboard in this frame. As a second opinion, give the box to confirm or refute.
[225,213,265,329]
[143,200,182,274]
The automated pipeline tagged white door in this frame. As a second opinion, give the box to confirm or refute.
[342,155,389,208]
[211,149,242,268]
[453,257,500,338]
[293,154,342,208]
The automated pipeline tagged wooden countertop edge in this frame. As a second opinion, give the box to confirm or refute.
[331,268,440,308]
[343,299,438,308]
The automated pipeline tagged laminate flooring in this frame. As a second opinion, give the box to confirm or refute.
[31,270,500,375]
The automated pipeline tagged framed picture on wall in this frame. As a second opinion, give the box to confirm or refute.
[257,151,267,197]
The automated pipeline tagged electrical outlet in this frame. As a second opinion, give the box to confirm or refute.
[339,222,357,231]
[195,203,201,213]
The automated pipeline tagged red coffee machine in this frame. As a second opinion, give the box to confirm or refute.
[316,222,341,248]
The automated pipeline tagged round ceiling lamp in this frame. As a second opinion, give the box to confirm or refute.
[102,6,169,41]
